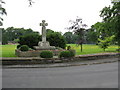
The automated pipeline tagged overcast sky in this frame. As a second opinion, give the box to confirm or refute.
[2,0,112,34]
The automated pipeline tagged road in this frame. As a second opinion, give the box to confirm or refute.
[2,62,118,88]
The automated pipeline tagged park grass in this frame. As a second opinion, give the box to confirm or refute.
[1,44,119,57]
[67,44,118,55]
[1,44,17,57]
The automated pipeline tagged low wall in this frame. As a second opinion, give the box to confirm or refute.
[15,49,65,57]
[2,53,120,65]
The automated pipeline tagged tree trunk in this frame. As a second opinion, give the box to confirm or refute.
[104,48,105,52]
[80,44,82,52]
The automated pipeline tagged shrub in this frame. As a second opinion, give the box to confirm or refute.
[17,44,21,49]
[67,46,71,50]
[19,33,41,49]
[20,45,29,51]
[69,50,75,57]
[40,51,53,58]
[59,51,72,58]
[98,35,115,51]
[47,32,66,49]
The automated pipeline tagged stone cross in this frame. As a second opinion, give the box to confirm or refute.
[40,20,48,42]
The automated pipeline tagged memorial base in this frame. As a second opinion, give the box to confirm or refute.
[33,41,56,50]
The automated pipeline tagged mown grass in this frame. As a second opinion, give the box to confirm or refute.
[1,44,17,57]
[67,44,118,55]
[1,44,118,57]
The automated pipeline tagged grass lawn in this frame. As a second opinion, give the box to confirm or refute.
[1,44,118,57]
[1,44,17,57]
[67,44,118,55]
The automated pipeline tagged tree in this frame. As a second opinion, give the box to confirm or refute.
[1,28,8,44]
[63,32,78,44]
[98,35,115,51]
[4,27,39,42]
[67,16,87,52]
[86,28,98,44]
[100,1,120,46]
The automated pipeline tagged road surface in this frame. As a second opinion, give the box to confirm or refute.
[2,62,118,88]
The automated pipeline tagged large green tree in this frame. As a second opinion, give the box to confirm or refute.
[100,1,120,46]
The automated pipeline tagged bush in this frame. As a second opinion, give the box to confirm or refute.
[17,44,21,49]
[19,33,41,49]
[69,50,75,57]
[98,35,115,51]
[20,45,29,51]
[40,51,53,58]
[59,51,72,58]
[67,46,71,50]
[47,32,66,49]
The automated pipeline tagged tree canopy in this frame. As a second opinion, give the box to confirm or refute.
[100,1,120,46]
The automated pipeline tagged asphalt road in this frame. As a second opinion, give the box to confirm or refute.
[2,62,118,88]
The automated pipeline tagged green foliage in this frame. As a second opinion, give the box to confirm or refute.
[19,33,41,49]
[14,39,19,43]
[67,46,71,50]
[3,27,39,41]
[40,51,53,58]
[69,50,76,57]
[47,32,66,49]
[18,29,66,49]
[2,28,8,45]
[46,29,54,35]
[92,22,109,39]
[100,2,120,46]
[2,35,8,45]
[20,45,29,51]
[63,32,78,44]
[17,44,21,49]
[98,35,115,51]
[86,28,98,44]
[66,46,75,57]
[59,50,73,58]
